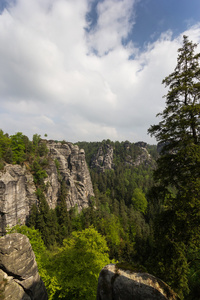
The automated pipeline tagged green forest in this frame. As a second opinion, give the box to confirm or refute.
[1,35,200,299]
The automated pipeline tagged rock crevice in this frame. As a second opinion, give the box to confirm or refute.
[0,233,48,300]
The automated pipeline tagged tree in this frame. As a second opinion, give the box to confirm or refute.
[10,132,26,164]
[0,130,12,165]
[148,36,200,298]
[131,188,147,214]
[35,188,52,247]
[56,180,71,243]
[49,227,113,299]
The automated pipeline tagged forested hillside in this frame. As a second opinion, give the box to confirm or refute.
[1,35,200,300]
[0,130,157,298]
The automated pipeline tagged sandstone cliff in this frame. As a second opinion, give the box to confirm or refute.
[90,141,153,172]
[0,140,94,232]
[0,164,38,234]
[91,144,114,172]
[0,233,48,300]
[97,264,180,300]
[44,140,94,210]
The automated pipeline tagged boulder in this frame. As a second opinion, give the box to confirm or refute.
[97,264,180,300]
[0,233,48,300]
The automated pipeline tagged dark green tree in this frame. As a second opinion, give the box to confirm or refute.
[28,203,38,228]
[56,180,71,243]
[0,130,12,166]
[148,36,200,298]
[35,188,51,247]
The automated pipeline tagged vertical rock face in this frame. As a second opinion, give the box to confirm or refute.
[132,147,152,167]
[0,140,94,231]
[0,233,48,300]
[90,142,155,173]
[0,165,37,234]
[91,144,114,172]
[97,264,180,300]
[45,140,94,211]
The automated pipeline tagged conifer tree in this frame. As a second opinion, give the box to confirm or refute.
[148,36,200,298]
[56,180,71,243]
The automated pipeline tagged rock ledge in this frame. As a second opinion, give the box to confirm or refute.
[97,264,180,300]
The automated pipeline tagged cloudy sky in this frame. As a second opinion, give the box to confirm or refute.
[0,0,200,144]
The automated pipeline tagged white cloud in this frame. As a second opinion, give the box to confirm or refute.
[0,0,200,143]
[87,0,136,56]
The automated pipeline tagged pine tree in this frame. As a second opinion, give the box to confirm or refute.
[148,36,200,298]
[56,180,71,243]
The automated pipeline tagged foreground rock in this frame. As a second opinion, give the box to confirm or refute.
[0,233,48,300]
[97,264,180,300]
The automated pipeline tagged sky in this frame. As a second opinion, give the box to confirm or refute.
[0,0,200,144]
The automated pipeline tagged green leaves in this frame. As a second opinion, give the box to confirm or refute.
[10,132,26,164]
[45,227,112,300]
[131,188,148,214]
[148,36,200,298]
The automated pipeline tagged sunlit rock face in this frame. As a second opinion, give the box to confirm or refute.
[90,142,154,173]
[97,264,180,300]
[45,140,94,211]
[0,140,94,232]
[0,233,48,300]
[0,164,38,234]
[91,144,114,172]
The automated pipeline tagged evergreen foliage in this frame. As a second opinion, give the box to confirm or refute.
[148,35,200,298]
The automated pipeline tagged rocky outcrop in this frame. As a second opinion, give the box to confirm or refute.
[90,142,153,172]
[0,233,48,300]
[44,140,94,211]
[125,141,152,167]
[0,140,94,232]
[91,144,114,172]
[0,164,38,234]
[131,147,152,167]
[97,264,180,300]
[135,141,147,148]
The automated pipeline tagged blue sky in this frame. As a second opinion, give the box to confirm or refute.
[0,0,200,143]
[131,0,200,47]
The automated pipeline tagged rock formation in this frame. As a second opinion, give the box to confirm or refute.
[45,140,94,211]
[91,144,114,172]
[135,141,147,148]
[0,233,48,300]
[90,142,153,172]
[0,164,38,234]
[131,147,152,167]
[0,140,94,232]
[97,264,180,300]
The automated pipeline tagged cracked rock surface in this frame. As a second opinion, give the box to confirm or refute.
[0,233,48,300]
[97,264,180,300]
